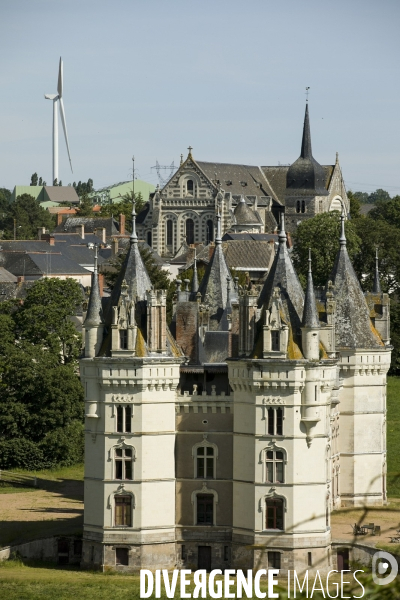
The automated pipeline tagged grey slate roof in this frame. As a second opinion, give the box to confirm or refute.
[85,251,103,327]
[4,252,89,276]
[222,232,278,242]
[258,217,304,330]
[0,267,17,282]
[302,254,319,328]
[0,280,35,302]
[285,104,329,197]
[261,165,334,205]
[329,228,382,349]
[222,240,274,271]
[233,197,261,225]
[53,217,120,236]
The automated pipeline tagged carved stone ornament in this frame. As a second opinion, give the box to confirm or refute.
[112,394,135,402]
[262,396,285,405]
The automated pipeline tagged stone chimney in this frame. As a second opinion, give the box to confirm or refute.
[57,213,63,226]
[48,235,55,246]
[146,289,167,353]
[119,214,125,235]
[95,228,106,244]
[17,276,24,284]
[37,227,46,239]
[98,273,104,298]
[76,225,85,239]
[112,238,119,256]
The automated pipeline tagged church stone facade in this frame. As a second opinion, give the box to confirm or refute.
[80,196,390,573]
[136,103,349,256]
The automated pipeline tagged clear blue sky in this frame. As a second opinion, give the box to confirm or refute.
[1,0,399,195]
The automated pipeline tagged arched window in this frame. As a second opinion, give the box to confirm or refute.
[266,450,284,483]
[115,447,133,480]
[266,498,284,530]
[296,200,301,214]
[115,495,132,526]
[187,179,194,194]
[147,231,152,246]
[186,219,194,245]
[206,219,214,244]
[166,219,173,246]
[301,200,306,213]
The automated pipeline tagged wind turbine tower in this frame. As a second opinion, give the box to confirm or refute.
[44,57,73,184]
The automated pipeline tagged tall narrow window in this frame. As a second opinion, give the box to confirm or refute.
[301,200,306,213]
[266,451,284,483]
[197,494,213,525]
[187,179,194,194]
[206,220,214,244]
[271,331,280,351]
[115,448,133,480]
[186,219,195,245]
[115,495,132,526]
[120,330,128,349]
[266,498,284,530]
[147,231,152,246]
[267,408,283,436]
[166,220,173,246]
[116,405,132,433]
[296,200,301,213]
[197,446,214,478]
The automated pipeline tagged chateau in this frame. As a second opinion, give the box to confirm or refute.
[136,103,349,255]
[80,174,391,573]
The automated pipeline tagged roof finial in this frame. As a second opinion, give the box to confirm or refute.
[192,248,199,295]
[335,151,339,165]
[302,247,319,329]
[227,276,232,302]
[216,205,222,245]
[187,145,193,158]
[373,247,382,293]
[305,86,310,102]
[339,211,346,247]
[130,198,138,244]
[279,212,287,245]
[180,153,184,166]
[308,247,312,274]
[94,243,98,274]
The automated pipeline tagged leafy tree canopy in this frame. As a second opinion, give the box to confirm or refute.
[349,188,391,204]
[292,212,361,287]
[77,193,94,217]
[369,195,400,230]
[0,194,54,240]
[99,192,146,232]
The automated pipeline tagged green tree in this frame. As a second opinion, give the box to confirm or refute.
[369,195,400,230]
[347,190,361,219]
[30,172,38,186]
[1,194,54,240]
[38,176,43,186]
[369,188,391,204]
[351,191,369,204]
[292,212,361,287]
[78,193,94,217]
[15,278,83,363]
[99,192,146,232]
[53,178,58,186]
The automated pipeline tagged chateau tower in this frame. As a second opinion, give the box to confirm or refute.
[80,203,183,571]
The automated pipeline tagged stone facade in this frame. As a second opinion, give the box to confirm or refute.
[81,158,389,575]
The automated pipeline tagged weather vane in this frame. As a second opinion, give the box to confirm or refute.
[305,86,310,102]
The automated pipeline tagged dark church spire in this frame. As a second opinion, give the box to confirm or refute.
[300,102,312,159]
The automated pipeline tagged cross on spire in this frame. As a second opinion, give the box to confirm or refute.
[305,86,310,102]
[187,146,193,157]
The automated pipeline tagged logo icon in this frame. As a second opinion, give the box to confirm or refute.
[372,551,398,585]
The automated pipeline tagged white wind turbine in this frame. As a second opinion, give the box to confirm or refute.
[44,57,73,184]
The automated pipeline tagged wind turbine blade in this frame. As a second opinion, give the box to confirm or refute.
[59,97,73,173]
[57,57,63,98]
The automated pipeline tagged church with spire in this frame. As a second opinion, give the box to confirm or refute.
[80,113,390,574]
[136,103,349,257]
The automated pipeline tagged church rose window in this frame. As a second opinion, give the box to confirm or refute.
[186,219,194,245]
[266,498,284,530]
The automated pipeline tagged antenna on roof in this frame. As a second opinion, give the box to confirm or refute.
[305,86,310,102]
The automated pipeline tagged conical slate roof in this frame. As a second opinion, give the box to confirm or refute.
[329,216,382,349]
[85,246,103,327]
[302,250,319,328]
[234,196,260,225]
[258,214,304,330]
[103,204,151,326]
[198,208,235,329]
[286,103,328,196]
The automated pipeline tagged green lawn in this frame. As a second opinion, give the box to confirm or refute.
[387,376,400,496]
